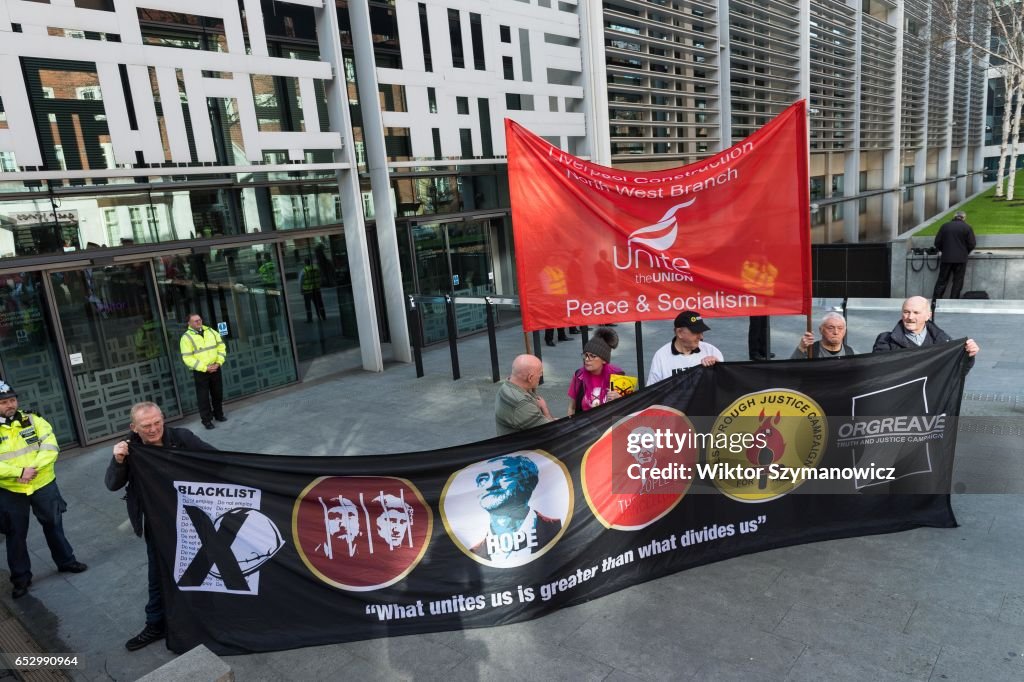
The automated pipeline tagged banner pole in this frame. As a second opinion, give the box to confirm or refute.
[806,312,813,358]
[524,331,531,354]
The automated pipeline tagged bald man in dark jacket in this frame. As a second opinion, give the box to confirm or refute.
[932,211,976,300]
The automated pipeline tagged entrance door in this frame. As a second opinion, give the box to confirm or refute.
[411,219,496,343]
[0,272,77,445]
[50,263,180,443]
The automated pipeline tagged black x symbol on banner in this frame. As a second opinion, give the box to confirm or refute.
[178,506,251,590]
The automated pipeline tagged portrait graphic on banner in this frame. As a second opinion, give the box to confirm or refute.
[442,451,572,568]
[583,406,699,530]
[292,476,433,591]
[173,482,285,595]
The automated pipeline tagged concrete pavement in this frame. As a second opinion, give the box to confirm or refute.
[3,299,1023,681]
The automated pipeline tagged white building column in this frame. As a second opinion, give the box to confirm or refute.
[347,0,412,363]
[578,0,611,164]
[935,1,957,212]
[716,0,732,150]
[844,2,863,243]
[315,3,383,371]
[881,1,904,239]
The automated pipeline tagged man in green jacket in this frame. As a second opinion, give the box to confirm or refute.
[0,380,87,599]
[179,313,227,430]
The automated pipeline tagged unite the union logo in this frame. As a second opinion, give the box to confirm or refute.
[613,199,695,282]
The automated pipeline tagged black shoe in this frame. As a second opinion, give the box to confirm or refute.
[125,623,166,652]
[203,421,215,430]
[557,335,569,342]
[58,561,88,574]
[11,581,30,599]
[544,340,556,347]
[569,328,580,334]
[214,415,227,422]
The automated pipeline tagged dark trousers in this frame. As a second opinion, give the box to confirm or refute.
[748,316,770,360]
[304,289,326,321]
[544,328,569,343]
[0,481,76,586]
[144,526,164,626]
[193,369,224,424]
[932,262,967,300]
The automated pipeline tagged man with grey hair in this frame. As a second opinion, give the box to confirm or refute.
[932,210,976,300]
[792,311,855,358]
[107,401,215,652]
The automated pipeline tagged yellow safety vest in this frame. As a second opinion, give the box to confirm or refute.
[179,325,226,372]
[0,412,59,495]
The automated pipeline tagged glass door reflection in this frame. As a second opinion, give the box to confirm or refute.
[50,264,180,443]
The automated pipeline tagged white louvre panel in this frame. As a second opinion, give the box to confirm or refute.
[728,0,801,144]
[809,0,856,151]
[603,0,720,164]
[966,1,990,148]
[859,14,896,150]
[900,0,928,150]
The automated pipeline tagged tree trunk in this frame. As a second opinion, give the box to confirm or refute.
[1007,69,1023,201]
[996,67,1017,198]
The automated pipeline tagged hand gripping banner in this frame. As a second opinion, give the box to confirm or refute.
[506,100,812,331]
[133,342,966,655]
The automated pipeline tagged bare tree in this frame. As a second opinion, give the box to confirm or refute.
[935,0,1024,199]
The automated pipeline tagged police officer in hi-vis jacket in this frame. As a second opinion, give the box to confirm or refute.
[179,313,227,430]
[0,379,87,599]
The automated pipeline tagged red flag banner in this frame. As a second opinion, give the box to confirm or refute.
[506,100,812,331]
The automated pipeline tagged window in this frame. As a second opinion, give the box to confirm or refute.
[129,207,143,243]
[456,97,469,115]
[831,174,844,196]
[810,176,825,201]
[448,9,465,68]
[76,86,102,100]
[500,25,511,43]
[104,209,119,247]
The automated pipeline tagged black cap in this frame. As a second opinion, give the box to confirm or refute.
[0,379,16,399]
[674,311,710,333]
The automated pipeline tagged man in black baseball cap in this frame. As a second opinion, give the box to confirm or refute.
[646,311,724,384]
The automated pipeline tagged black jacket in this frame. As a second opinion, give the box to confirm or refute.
[872,320,974,371]
[104,427,215,537]
[933,218,976,263]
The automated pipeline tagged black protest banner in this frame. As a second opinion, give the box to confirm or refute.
[132,341,968,654]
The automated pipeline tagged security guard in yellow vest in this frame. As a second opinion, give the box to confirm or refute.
[179,313,227,429]
[0,380,87,599]
[300,257,326,322]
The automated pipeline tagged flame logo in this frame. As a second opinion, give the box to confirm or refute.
[626,199,696,252]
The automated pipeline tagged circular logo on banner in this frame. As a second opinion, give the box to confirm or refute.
[293,476,432,591]
[442,450,572,568]
[581,406,699,531]
[708,390,828,502]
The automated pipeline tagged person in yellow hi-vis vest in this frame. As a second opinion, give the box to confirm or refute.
[0,379,88,599]
[179,313,227,430]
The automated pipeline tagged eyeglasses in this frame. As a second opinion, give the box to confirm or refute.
[582,352,600,360]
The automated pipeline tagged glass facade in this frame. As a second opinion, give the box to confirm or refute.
[155,246,297,420]
[0,272,76,445]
